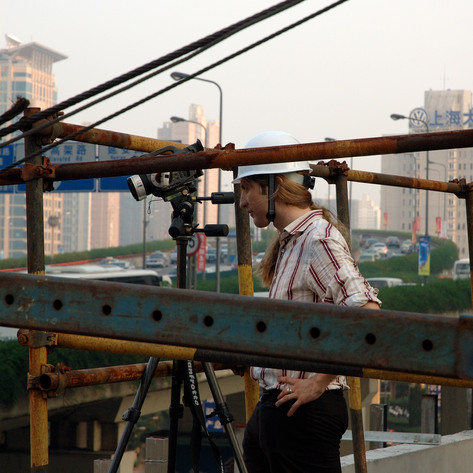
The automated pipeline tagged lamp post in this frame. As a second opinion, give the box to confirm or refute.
[171,72,224,292]
[170,115,208,223]
[391,111,430,236]
[170,116,208,286]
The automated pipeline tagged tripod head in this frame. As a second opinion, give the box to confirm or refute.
[169,189,233,239]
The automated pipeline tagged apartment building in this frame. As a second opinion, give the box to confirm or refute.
[0,34,67,258]
[381,89,473,257]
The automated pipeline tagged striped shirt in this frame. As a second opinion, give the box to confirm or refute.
[251,209,381,391]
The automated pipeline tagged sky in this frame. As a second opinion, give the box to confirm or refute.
[2,0,473,205]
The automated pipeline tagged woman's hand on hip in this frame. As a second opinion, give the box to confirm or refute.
[275,374,336,416]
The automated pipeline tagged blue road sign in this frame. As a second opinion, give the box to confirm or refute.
[0,144,16,193]
[97,146,138,192]
[1,143,149,193]
[4,142,97,192]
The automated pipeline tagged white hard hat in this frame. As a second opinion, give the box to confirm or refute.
[233,131,312,183]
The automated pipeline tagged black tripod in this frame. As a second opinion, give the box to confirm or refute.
[109,187,247,473]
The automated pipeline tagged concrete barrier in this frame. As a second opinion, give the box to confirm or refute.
[341,430,473,473]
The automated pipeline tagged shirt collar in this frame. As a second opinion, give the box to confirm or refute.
[279,209,324,242]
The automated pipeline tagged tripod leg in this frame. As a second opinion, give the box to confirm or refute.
[202,362,248,473]
[167,360,185,473]
[108,356,160,473]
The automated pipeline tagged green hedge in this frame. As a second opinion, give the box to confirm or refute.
[357,239,458,283]
[0,239,176,270]
[378,278,472,314]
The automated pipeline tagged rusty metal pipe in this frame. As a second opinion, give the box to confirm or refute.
[24,108,49,473]
[51,122,194,152]
[0,135,468,198]
[46,129,473,180]
[54,332,197,359]
[334,172,366,473]
[346,168,463,195]
[232,169,260,421]
[22,330,473,389]
[464,185,473,310]
[49,122,473,159]
[36,360,225,391]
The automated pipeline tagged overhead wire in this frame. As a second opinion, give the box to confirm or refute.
[0,0,307,144]
[0,0,350,173]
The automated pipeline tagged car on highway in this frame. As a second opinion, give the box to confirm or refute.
[372,242,388,257]
[145,251,170,268]
[364,238,379,249]
[401,239,415,254]
[385,236,401,248]
[98,257,134,269]
[206,247,217,263]
[358,252,378,262]
[254,252,265,265]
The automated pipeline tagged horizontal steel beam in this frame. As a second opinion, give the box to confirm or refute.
[2,272,473,380]
[1,128,473,189]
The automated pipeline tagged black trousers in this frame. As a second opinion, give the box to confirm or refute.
[242,390,348,473]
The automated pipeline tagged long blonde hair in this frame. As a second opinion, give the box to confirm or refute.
[247,174,341,286]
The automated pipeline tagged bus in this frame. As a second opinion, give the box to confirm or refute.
[44,264,172,286]
[0,265,171,339]
[453,258,470,280]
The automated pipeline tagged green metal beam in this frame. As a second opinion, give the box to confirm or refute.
[2,272,473,380]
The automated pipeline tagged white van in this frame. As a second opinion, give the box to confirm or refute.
[366,277,404,289]
[453,259,470,280]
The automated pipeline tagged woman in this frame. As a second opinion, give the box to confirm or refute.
[234,131,381,473]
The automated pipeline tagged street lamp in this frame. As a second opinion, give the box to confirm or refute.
[170,115,209,288]
[391,111,430,236]
[170,116,209,225]
[170,115,208,147]
[171,72,224,293]
[170,72,223,145]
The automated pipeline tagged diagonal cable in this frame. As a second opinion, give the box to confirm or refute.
[0,0,307,141]
[1,0,350,171]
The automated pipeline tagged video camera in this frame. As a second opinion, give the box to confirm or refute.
[127,140,203,202]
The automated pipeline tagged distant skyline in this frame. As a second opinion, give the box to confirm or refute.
[2,0,473,207]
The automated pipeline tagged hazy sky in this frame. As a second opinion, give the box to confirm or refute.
[2,0,473,205]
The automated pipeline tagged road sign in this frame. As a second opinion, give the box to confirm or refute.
[418,236,431,276]
[4,142,97,192]
[196,234,207,272]
[0,143,147,193]
[0,144,21,193]
[0,144,16,167]
[97,146,138,191]
[186,233,202,257]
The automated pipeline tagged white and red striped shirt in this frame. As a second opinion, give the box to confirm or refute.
[251,209,381,391]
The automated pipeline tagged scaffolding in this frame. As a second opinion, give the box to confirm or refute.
[1,110,473,472]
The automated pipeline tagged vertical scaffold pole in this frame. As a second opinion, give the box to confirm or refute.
[334,168,367,473]
[24,108,49,473]
[464,183,473,311]
[233,171,260,421]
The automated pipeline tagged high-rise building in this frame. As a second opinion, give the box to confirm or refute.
[0,34,67,259]
[157,104,231,231]
[381,89,473,257]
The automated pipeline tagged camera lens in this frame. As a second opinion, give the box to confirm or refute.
[127,175,149,201]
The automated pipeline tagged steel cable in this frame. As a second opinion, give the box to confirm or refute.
[0,0,350,172]
[0,0,307,142]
